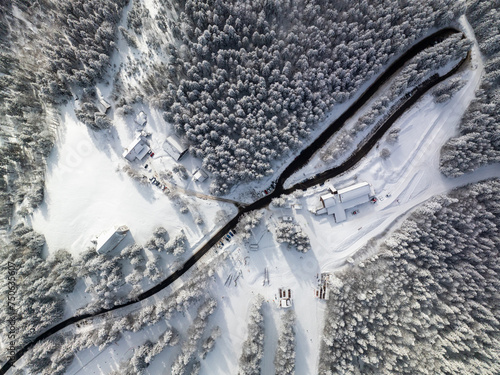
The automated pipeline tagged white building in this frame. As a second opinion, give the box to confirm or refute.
[193,169,208,182]
[338,182,371,204]
[123,136,150,162]
[95,225,129,254]
[135,111,147,127]
[163,135,188,161]
[316,182,372,223]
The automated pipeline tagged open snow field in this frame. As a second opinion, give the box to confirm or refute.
[30,104,237,259]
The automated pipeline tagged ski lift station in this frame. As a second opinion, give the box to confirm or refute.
[163,135,188,161]
[316,182,372,222]
[95,225,129,254]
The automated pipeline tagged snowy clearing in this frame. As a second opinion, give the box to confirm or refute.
[30,105,237,259]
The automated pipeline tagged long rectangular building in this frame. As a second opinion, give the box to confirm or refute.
[337,182,371,203]
[316,182,372,223]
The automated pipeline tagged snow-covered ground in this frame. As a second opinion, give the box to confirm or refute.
[30,104,237,259]
[194,17,500,374]
[286,58,466,188]
[16,14,500,375]
[59,33,500,372]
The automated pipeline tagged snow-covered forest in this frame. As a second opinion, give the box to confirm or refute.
[320,33,472,164]
[0,0,499,374]
[0,225,76,348]
[320,179,500,374]
[440,0,500,175]
[149,0,464,194]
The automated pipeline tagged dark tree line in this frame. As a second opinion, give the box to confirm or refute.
[432,76,466,103]
[171,298,218,375]
[200,326,221,359]
[235,210,264,241]
[137,0,464,194]
[74,87,113,130]
[0,4,56,229]
[42,0,128,94]
[112,326,179,375]
[127,0,150,35]
[319,179,500,374]
[440,0,500,176]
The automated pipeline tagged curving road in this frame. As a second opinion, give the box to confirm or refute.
[1,27,465,374]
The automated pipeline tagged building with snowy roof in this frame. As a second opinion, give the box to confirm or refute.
[135,111,147,127]
[316,182,372,222]
[95,225,129,254]
[193,169,208,182]
[122,136,150,162]
[163,135,188,161]
[97,97,111,114]
[337,182,371,204]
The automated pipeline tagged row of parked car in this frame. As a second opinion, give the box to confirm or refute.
[149,176,169,193]
[261,180,277,196]
[217,229,237,248]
